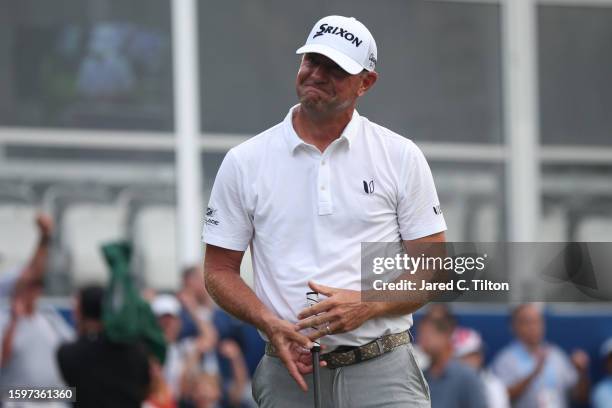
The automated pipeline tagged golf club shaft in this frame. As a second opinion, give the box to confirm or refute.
[312,346,321,408]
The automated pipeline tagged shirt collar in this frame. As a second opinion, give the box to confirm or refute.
[283,104,361,154]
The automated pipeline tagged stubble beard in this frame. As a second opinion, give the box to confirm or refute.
[298,90,353,120]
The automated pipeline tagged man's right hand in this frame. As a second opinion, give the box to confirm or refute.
[263,317,318,391]
[533,347,548,376]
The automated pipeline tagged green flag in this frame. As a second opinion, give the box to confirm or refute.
[101,241,167,364]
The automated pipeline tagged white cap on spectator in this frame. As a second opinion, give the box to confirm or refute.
[151,294,180,317]
[453,327,483,357]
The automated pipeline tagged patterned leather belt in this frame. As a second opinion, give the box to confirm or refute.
[265,331,410,369]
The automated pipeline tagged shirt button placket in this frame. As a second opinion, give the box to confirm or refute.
[318,154,332,215]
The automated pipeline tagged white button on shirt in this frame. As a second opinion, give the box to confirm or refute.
[202,105,447,348]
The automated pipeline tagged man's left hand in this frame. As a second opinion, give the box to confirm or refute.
[295,281,377,341]
[36,213,54,239]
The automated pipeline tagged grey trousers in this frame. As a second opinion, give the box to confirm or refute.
[252,343,431,408]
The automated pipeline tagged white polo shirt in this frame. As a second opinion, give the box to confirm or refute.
[202,105,446,348]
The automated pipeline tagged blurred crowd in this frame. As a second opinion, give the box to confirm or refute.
[1,214,612,408]
[0,214,261,408]
[414,304,596,408]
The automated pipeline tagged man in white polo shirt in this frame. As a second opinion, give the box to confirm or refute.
[203,15,446,407]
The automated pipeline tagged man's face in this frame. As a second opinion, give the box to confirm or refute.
[295,53,373,116]
[460,352,483,370]
[192,375,221,407]
[158,314,181,343]
[512,304,545,347]
[418,320,450,358]
[183,269,208,302]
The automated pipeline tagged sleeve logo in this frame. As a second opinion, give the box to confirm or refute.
[205,206,220,226]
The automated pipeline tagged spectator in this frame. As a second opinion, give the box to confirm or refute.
[180,339,254,408]
[217,339,256,408]
[424,304,458,331]
[56,285,150,407]
[592,337,612,408]
[491,303,590,408]
[178,341,221,408]
[178,266,215,340]
[145,355,177,408]
[452,327,510,408]
[418,316,487,408]
[0,214,74,401]
[0,213,53,297]
[185,373,222,408]
[152,294,218,399]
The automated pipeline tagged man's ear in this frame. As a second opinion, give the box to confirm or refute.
[358,71,378,96]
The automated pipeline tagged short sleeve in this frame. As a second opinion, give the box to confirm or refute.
[202,150,253,251]
[397,143,447,240]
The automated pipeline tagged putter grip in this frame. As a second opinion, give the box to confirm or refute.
[306,291,321,347]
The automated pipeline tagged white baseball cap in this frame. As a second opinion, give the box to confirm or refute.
[151,294,181,317]
[452,327,483,358]
[296,15,377,75]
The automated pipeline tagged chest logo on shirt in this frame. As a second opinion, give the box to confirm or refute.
[363,179,375,194]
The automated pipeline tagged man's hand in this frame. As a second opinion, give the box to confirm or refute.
[219,339,243,361]
[570,349,589,373]
[177,291,198,312]
[295,281,376,341]
[36,213,54,240]
[508,346,549,401]
[291,342,327,375]
[533,347,548,376]
[263,316,316,392]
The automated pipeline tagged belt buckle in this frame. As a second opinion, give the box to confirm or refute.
[375,337,385,354]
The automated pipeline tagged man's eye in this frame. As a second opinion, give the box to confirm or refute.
[331,67,347,77]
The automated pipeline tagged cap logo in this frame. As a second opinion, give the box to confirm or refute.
[313,23,363,47]
[368,53,377,69]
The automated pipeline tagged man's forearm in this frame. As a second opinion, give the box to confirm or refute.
[571,371,590,403]
[507,372,538,401]
[22,235,50,283]
[204,265,276,333]
[369,300,426,320]
[227,354,249,405]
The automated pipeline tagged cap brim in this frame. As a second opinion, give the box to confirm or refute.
[296,43,363,75]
